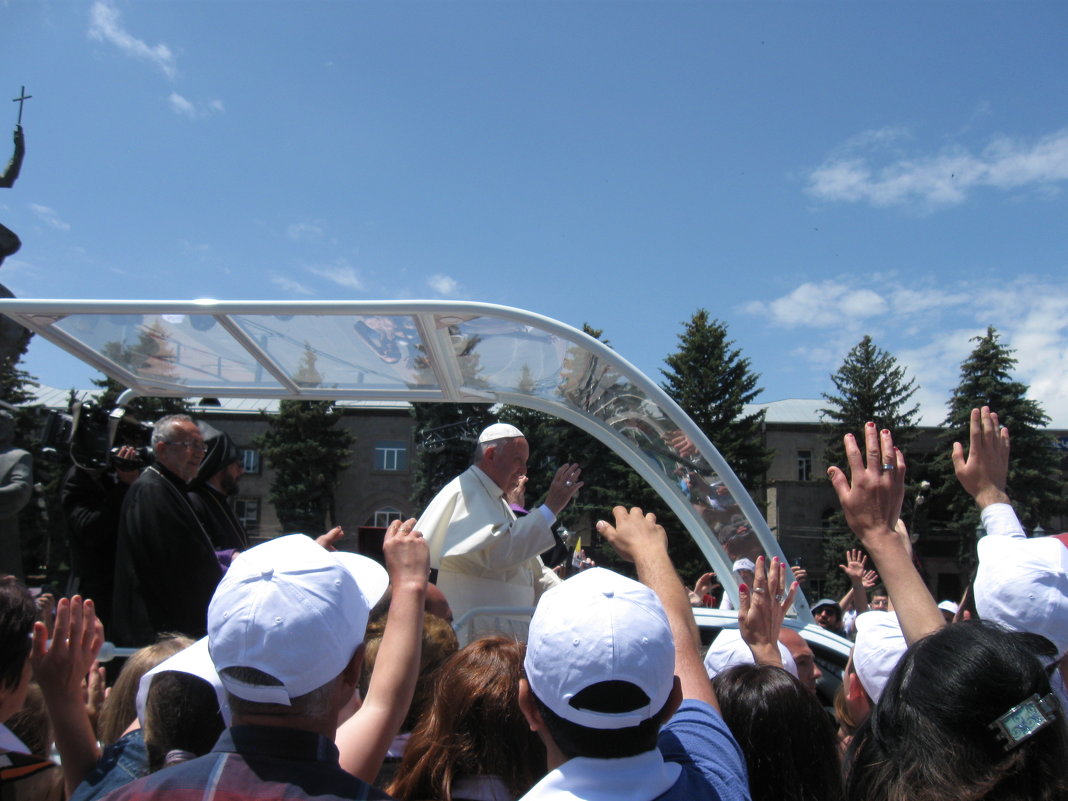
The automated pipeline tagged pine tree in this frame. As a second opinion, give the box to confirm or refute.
[659,312,772,581]
[660,311,771,488]
[818,335,920,596]
[820,335,921,466]
[255,349,353,534]
[929,327,1063,573]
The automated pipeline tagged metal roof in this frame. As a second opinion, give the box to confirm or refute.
[1,297,812,620]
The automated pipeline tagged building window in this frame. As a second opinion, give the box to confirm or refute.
[235,498,260,531]
[374,441,409,472]
[373,507,402,528]
[241,449,261,475]
[797,450,813,482]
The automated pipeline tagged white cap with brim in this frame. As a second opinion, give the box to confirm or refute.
[477,423,524,444]
[937,600,960,616]
[208,534,388,706]
[731,558,756,575]
[975,534,1068,656]
[136,638,230,727]
[525,568,675,730]
[853,611,907,703]
[702,628,798,679]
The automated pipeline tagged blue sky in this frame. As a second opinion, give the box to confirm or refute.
[4,1,1067,426]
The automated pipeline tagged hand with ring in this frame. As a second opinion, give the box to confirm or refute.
[737,555,798,668]
[828,422,907,556]
[545,463,584,515]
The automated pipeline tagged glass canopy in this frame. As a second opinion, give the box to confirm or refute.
[0,297,813,620]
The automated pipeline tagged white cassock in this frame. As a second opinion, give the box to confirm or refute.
[416,464,561,642]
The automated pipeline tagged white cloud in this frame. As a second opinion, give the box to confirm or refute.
[306,263,364,291]
[428,274,462,297]
[88,1,177,80]
[748,276,1068,426]
[168,92,196,118]
[285,222,324,242]
[744,281,886,328]
[270,274,314,296]
[168,92,225,119]
[29,204,70,231]
[805,127,1068,209]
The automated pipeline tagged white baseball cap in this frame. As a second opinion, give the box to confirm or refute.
[208,534,388,705]
[937,600,960,616]
[853,611,907,703]
[732,558,756,575]
[702,628,798,679]
[477,423,524,444]
[524,568,675,730]
[974,534,1068,656]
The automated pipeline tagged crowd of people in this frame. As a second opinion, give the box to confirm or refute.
[2,409,1067,801]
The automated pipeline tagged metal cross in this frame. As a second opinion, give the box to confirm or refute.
[12,86,31,125]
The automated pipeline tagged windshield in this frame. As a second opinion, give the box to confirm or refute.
[1,297,812,619]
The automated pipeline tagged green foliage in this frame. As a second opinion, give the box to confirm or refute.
[819,335,920,596]
[660,310,771,489]
[928,327,1063,573]
[256,398,354,534]
[820,335,920,467]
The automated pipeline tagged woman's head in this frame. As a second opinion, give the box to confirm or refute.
[96,634,193,744]
[389,636,545,801]
[713,663,843,801]
[846,620,1068,801]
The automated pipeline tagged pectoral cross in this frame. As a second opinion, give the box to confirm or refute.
[12,87,31,125]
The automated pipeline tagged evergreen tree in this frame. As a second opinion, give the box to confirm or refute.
[660,310,771,488]
[819,335,920,596]
[255,348,353,534]
[659,312,771,581]
[820,335,921,466]
[929,326,1062,573]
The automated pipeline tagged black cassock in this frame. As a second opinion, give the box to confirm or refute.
[111,463,222,646]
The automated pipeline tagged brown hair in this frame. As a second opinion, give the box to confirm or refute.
[388,636,545,801]
[96,634,193,744]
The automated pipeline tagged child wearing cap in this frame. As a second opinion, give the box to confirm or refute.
[516,506,748,801]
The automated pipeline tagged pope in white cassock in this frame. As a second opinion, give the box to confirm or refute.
[415,423,583,642]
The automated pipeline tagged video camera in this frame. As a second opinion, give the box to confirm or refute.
[39,400,154,471]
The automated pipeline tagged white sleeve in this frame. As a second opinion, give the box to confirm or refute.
[980,503,1027,540]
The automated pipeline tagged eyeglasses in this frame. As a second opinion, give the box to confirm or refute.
[165,440,207,453]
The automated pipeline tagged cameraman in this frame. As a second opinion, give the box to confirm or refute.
[60,445,142,630]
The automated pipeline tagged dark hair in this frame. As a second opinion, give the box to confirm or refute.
[846,620,1068,801]
[389,636,544,801]
[713,664,843,801]
[0,577,37,689]
[532,681,670,760]
[144,671,225,772]
[96,634,193,744]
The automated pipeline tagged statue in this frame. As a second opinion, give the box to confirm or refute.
[0,87,32,370]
